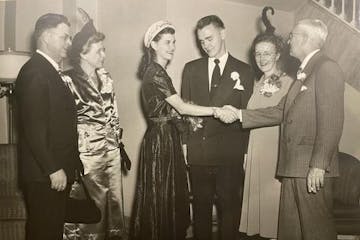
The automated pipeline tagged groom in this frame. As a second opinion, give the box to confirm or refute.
[181,15,254,240]
[221,19,344,240]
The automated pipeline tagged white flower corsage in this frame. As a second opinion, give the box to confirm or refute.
[259,73,283,97]
[187,116,203,131]
[231,71,244,91]
[96,68,113,94]
[182,101,203,131]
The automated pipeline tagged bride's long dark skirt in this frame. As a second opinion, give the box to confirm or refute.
[129,121,190,240]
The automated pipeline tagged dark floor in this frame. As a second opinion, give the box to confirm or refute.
[186,232,270,240]
[238,232,270,240]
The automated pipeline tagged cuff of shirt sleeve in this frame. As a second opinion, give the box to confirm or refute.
[238,109,243,122]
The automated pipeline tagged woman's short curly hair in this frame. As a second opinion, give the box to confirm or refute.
[251,33,287,74]
[252,33,285,57]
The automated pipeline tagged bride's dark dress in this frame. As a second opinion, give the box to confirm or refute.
[129,62,190,240]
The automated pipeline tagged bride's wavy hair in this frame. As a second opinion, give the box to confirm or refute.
[138,27,175,79]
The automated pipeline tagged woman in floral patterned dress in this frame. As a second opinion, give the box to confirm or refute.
[239,33,294,239]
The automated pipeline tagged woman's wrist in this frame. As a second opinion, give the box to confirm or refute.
[212,107,219,117]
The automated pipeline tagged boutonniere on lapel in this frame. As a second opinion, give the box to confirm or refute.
[96,68,113,94]
[231,71,244,91]
[297,69,307,92]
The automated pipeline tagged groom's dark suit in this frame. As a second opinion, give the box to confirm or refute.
[242,51,344,240]
[16,52,81,240]
[181,54,253,240]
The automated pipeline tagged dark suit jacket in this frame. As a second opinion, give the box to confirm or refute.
[16,53,81,183]
[242,52,344,177]
[181,54,254,166]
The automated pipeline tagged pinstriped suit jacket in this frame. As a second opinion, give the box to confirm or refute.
[242,52,344,178]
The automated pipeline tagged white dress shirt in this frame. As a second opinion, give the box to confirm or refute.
[208,52,229,91]
[36,49,61,71]
[299,49,320,70]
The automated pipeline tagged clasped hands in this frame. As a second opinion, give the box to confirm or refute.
[213,105,241,123]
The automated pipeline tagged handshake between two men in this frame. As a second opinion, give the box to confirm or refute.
[213,105,242,123]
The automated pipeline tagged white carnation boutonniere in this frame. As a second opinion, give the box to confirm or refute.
[231,71,244,91]
[96,68,113,94]
[296,70,307,92]
[187,116,203,132]
[297,71,307,81]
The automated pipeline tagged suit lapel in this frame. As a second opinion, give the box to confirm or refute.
[301,51,323,85]
[210,55,237,105]
[35,53,75,103]
[284,51,324,112]
[200,58,211,102]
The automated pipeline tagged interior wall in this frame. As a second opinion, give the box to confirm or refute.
[0,2,5,50]
[15,0,63,51]
[0,2,6,143]
[339,84,360,159]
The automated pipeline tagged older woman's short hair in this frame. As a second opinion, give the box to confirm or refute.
[252,33,285,56]
[251,33,287,74]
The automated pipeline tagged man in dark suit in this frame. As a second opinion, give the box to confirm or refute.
[181,15,253,240]
[16,13,82,240]
[222,19,344,240]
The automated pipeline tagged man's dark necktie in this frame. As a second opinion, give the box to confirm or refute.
[210,58,221,98]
